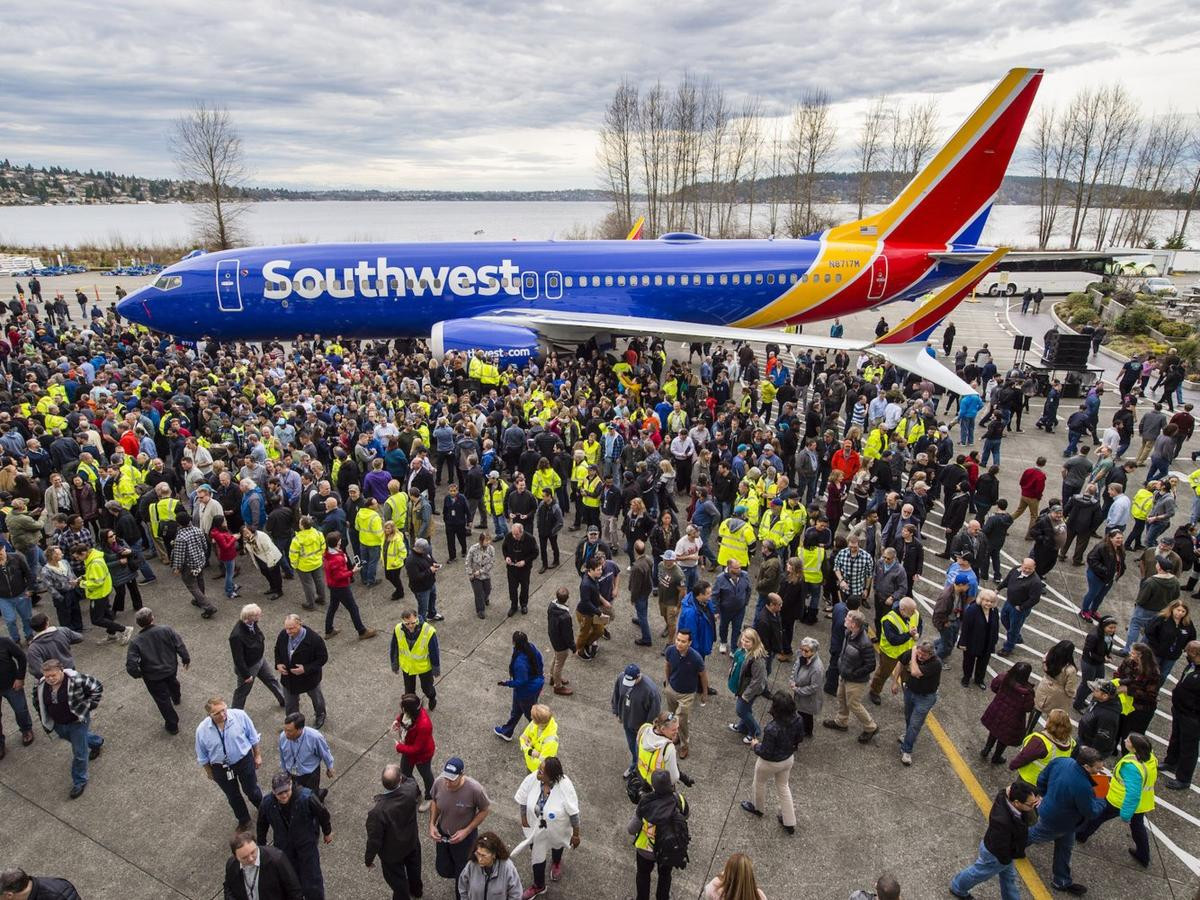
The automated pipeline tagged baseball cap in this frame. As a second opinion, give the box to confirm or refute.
[737,444,749,452]
[662,550,676,561]
[443,757,465,777]
[622,664,641,686]
[1089,679,1117,696]
[487,471,499,480]
[271,773,294,794]
[954,572,971,585]
[587,525,600,535]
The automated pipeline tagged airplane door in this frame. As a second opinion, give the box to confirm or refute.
[544,271,562,300]
[867,255,888,301]
[521,271,539,300]
[216,260,243,312]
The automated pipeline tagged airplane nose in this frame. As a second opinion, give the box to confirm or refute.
[116,288,151,326]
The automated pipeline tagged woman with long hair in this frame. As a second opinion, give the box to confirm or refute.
[825,469,846,526]
[457,831,523,900]
[1145,599,1196,685]
[494,631,545,743]
[390,692,435,811]
[99,527,142,614]
[703,852,767,900]
[381,520,409,602]
[789,636,825,737]
[1080,529,1125,621]
[728,627,769,743]
[741,691,803,835]
[1116,643,1161,740]
[1031,640,1079,733]
[980,661,1036,764]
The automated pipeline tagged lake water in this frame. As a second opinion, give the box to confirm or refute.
[0,200,1195,252]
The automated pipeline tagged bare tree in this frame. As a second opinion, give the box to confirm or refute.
[635,82,668,237]
[765,125,786,237]
[1031,105,1077,248]
[1065,84,1139,249]
[598,80,639,233]
[787,89,836,237]
[171,102,248,250]
[1111,111,1189,246]
[1173,123,1200,247]
[888,96,941,187]
[855,96,888,218]
[721,97,762,237]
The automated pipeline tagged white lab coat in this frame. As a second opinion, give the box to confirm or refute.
[514,772,579,865]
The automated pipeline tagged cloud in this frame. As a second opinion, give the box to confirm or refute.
[1,0,1197,189]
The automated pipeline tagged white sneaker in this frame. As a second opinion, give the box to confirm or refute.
[719,643,727,654]
[418,799,431,813]
[120,626,135,644]
[900,751,912,766]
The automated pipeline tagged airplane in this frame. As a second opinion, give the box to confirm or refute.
[117,68,1048,397]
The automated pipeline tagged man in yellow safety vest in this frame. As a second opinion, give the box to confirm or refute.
[390,610,440,709]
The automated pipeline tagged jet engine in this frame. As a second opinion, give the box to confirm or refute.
[429,318,540,368]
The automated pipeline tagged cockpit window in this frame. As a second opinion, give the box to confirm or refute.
[154,275,182,291]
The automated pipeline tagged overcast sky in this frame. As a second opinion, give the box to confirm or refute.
[2,0,1198,191]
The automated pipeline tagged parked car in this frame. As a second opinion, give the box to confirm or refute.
[1140,277,1179,298]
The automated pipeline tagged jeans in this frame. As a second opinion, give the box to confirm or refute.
[414,588,436,620]
[1145,457,1169,484]
[803,582,822,613]
[735,696,761,738]
[698,524,717,566]
[632,594,652,643]
[980,437,1001,466]
[361,544,381,583]
[1,685,34,734]
[623,724,639,771]
[935,621,960,660]
[222,559,236,596]
[1073,658,1105,709]
[959,417,976,445]
[498,692,538,737]
[900,688,937,754]
[1080,570,1112,615]
[1064,429,1083,456]
[1124,605,1156,649]
[950,842,1021,900]
[492,514,509,539]
[718,606,745,645]
[1027,821,1077,889]
[52,715,103,788]
[209,752,263,823]
[326,585,367,634]
[0,594,33,641]
[1000,602,1030,653]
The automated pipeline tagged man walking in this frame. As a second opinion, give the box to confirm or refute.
[231,604,287,710]
[0,634,34,755]
[1027,747,1107,895]
[365,763,423,900]
[997,558,1044,657]
[546,587,575,696]
[823,610,878,743]
[428,757,490,899]
[662,628,708,761]
[279,712,335,801]
[258,772,332,900]
[125,608,190,734]
[390,610,440,710]
[274,614,329,728]
[950,781,1040,900]
[196,697,264,830]
[502,522,538,616]
[894,639,942,766]
[1011,457,1047,540]
[612,663,661,777]
[30,658,103,797]
[170,511,219,618]
[223,832,303,900]
[1165,640,1200,790]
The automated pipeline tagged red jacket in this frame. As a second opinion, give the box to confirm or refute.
[1018,467,1046,499]
[210,529,238,562]
[323,550,354,588]
[831,448,861,480]
[394,709,435,764]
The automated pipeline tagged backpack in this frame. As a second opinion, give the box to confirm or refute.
[653,803,690,870]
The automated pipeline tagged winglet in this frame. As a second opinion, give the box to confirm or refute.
[873,248,1010,345]
[626,216,645,240]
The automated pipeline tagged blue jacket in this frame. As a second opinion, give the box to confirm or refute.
[1035,756,1106,834]
[676,592,716,657]
[713,571,751,616]
[504,645,545,698]
[958,394,984,420]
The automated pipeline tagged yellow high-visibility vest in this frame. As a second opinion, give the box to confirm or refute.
[519,718,559,773]
[149,497,179,538]
[385,492,409,531]
[717,518,756,567]
[801,545,825,584]
[384,535,408,571]
[393,622,436,675]
[1107,752,1157,814]
[878,609,920,659]
[486,482,509,516]
[1016,732,1076,785]
[289,528,326,572]
[355,508,384,547]
[1131,489,1154,521]
[80,549,112,600]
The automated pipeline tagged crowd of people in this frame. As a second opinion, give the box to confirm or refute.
[0,290,1197,899]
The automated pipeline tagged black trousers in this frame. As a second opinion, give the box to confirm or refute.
[635,852,673,900]
[1166,712,1199,786]
[539,533,560,567]
[144,675,180,729]
[402,670,437,707]
[961,652,990,685]
[284,842,326,900]
[507,566,531,611]
[446,526,468,560]
[210,753,262,823]
[256,559,283,594]
[380,846,423,900]
[385,568,406,600]
[89,595,123,635]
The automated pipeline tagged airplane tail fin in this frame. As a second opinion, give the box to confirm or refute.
[873,248,1009,345]
[836,68,1042,248]
[626,216,645,240]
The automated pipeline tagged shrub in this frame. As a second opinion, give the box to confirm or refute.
[1158,320,1194,339]
[1087,281,1115,296]
[1113,289,1138,305]
[1114,303,1165,336]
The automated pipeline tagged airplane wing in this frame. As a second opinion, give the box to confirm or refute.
[929,249,1110,263]
[480,308,980,397]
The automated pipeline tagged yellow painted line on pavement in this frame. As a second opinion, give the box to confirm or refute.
[926,712,1052,900]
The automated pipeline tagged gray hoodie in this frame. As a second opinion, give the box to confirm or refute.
[25,626,82,677]
[456,857,522,900]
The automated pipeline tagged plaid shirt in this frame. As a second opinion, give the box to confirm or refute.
[33,668,103,732]
[170,525,207,572]
[54,527,95,558]
[834,547,874,596]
